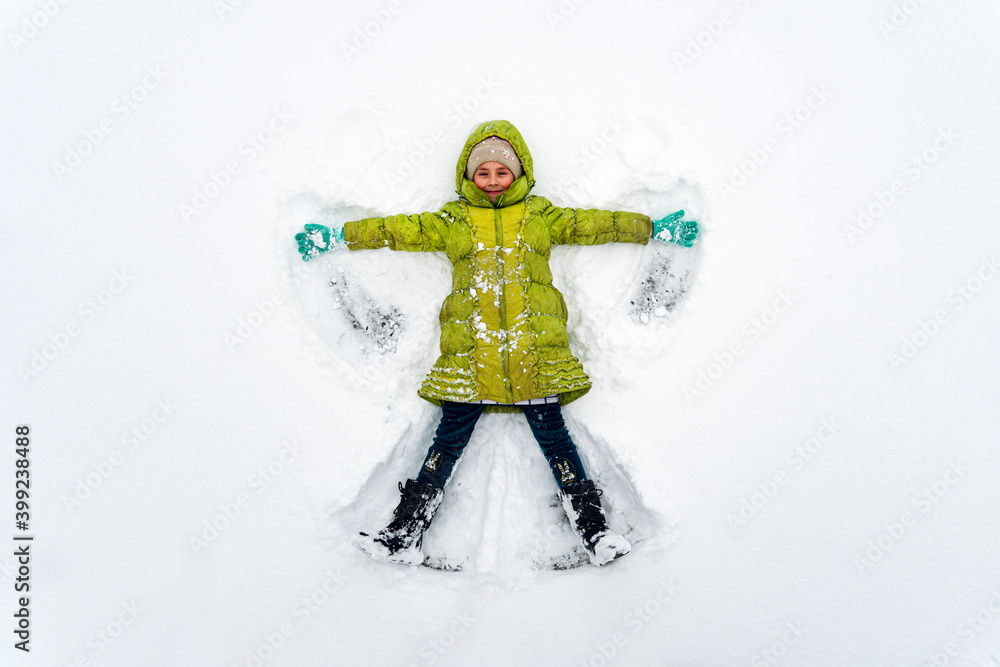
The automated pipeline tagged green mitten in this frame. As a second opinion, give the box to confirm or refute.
[652,210,698,247]
[295,223,345,261]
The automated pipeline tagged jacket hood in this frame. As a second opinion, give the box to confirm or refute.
[456,120,535,207]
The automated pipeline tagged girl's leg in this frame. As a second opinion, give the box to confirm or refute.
[353,402,483,563]
[521,402,588,488]
[523,403,630,565]
[415,401,485,488]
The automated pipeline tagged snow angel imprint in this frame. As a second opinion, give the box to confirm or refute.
[295,120,698,567]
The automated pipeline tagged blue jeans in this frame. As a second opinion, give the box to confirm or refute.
[415,401,588,490]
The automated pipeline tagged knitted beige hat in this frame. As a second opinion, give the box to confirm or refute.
[464,137,523,180]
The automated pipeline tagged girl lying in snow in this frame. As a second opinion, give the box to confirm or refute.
[295,120,697,566]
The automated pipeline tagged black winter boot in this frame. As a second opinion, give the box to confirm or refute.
[560,480,631,566]
[352,479,444,565]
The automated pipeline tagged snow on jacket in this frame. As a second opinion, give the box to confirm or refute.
[344,120,652,411]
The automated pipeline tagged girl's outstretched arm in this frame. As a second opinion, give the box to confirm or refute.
[294,201,463,261]
[344,200,466,253]
[536,197,652,247]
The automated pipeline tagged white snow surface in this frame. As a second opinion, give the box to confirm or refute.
[3,1,1000,665]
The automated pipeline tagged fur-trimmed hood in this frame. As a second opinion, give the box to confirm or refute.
[455,120,535,208]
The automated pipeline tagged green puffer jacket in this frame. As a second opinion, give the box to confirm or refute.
[344,120,652,412]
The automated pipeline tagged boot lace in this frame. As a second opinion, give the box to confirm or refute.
[571,485,608,545]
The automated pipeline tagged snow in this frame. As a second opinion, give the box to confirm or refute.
[3,1,1000,665]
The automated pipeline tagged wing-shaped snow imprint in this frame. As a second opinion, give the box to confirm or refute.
[627,242,695,324]
[285,113,701,584]
[283,194,447,396]
[302,202,407,355]
[288,197,695,583]
[328,269,404,355]
[615,182,703,326]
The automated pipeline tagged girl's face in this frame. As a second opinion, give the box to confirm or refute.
[473,162,515,202]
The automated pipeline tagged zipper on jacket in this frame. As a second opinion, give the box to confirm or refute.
[494,207,514,404]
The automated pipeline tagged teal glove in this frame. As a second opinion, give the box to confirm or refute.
[295,223,345,261]
[651,210,698,247]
